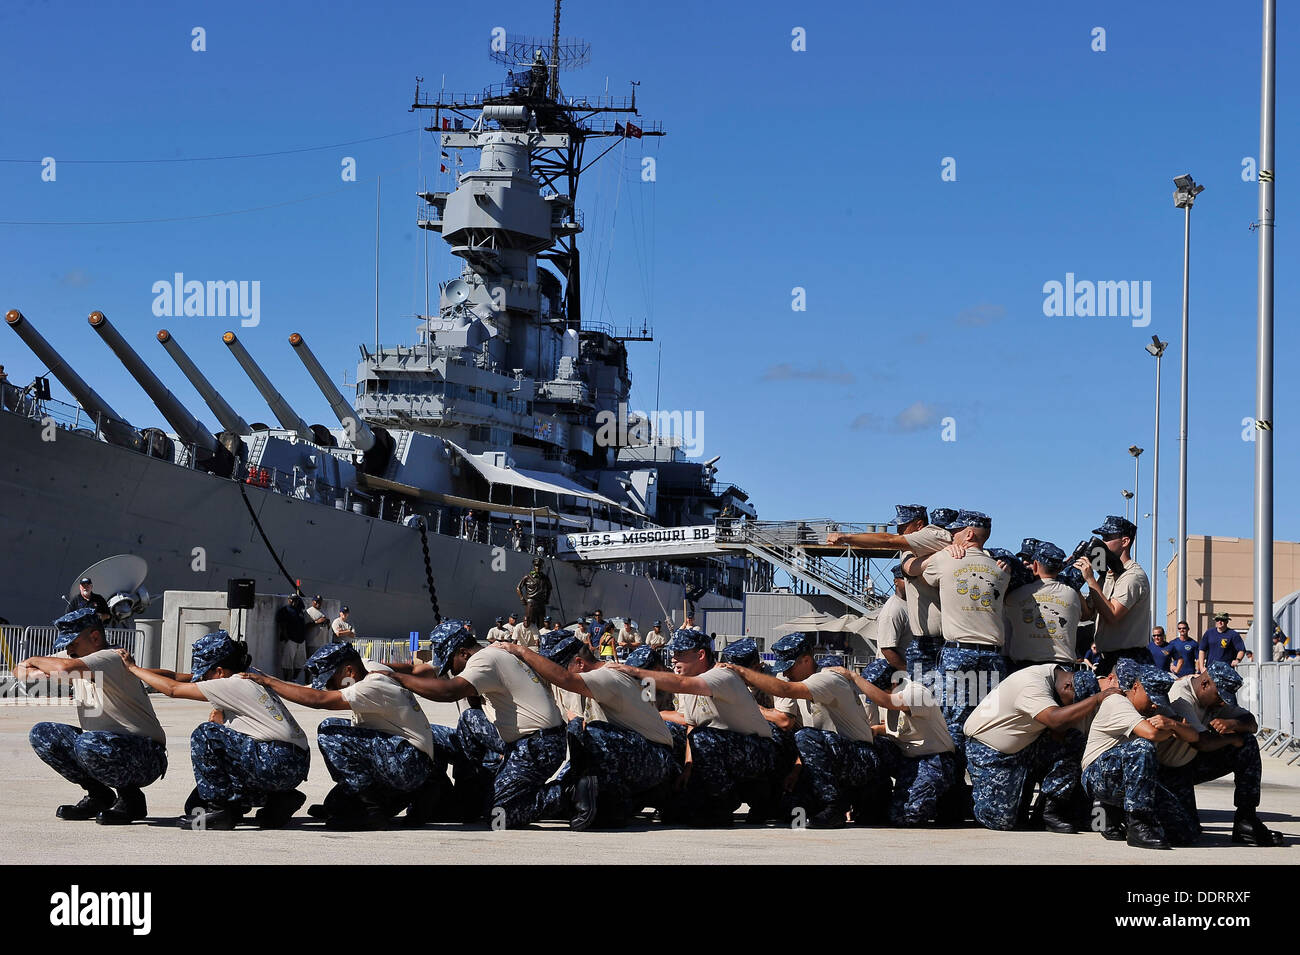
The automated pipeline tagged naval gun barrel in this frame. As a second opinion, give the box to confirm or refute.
[156,329,251,434]
[4,309,142,451]
[288,332,376,452]
[221,331,315,443]
[88,312,217,452]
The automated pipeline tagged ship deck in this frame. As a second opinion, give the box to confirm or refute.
[2,698,1295,864]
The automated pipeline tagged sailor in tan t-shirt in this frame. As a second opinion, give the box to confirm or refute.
[1003,542,1082,668]
[837,658,957,826]
[961,663,1115,832]
[246,641,439,830]
[493,635,678,829]
[874,563,912,673]
[721,631,876,828]
[386,620,567,829]
[607,628,779,826]
[126,629,310,831]
[1074,516,1151,677]
[1079,659,1180,849]
[19,608,168,825]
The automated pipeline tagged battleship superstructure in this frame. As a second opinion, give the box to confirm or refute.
[0,17,758,635]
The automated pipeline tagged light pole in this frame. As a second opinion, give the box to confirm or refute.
[1145,336,1168,631]
[1128,445,1144,530]
[1253,0,1276,664]
[1121,489,1134,521]
[1173,174,1204,626]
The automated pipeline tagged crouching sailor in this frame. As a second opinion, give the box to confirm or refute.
[125,630,310,830]
[1081,661,1178,849]
[1155,663,1283,846]
[243,642,437,829]
[19,608,167,825]
[387,620,568,829]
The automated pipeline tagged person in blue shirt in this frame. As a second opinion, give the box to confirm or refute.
[1148,626,1172,671]
[1199,613,1246,670]
[1167,621,1197,676]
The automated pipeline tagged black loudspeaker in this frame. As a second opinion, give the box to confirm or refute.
[226,578,256,610]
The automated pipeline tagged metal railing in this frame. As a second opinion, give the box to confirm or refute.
[1238,662,1300,764]
[1,626,147,683]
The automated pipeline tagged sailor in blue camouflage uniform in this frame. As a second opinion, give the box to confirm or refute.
[386,620,567,829]
[718,637,798,822]
[1081,661,1179,849]
[496,635,677,828]
[245,642,438,828]
[721,632,879,828]
[125,630,310,829]
[611,629,777,825]
[922,510,1010,773]
[962,663,1111,832]
[20,608,168,825]
[1155,662,1283,846]
[835,659,958,825]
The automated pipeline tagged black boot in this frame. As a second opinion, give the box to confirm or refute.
[56,782,115,821]
[399,779,442,828]
[96,787,147,826]
[568,775,600,832]
[180,804,247,831]
[1125,810,1171,849]
[1098,803,1126,841]
[808,804,848,829]
[1231,808,1284,846]
[1040,797,1078,834]
[256,790,306,829]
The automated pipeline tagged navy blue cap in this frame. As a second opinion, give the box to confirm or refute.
[494,616,503,624]
[1017,537,1042,559]
[894,504,928,527]
[305,642,362,690]
[1206,662,1242,707]
[1092,516,1137,540]
[948,509,991,530]
[191,630,241,680]
[987,547,1018,565]
[889,562,905,580]
[429,619,476,676]
[625,646,663,669]
[929,508,959,529]
[1033,541,1067,570]
[1071,669,1100,701]
[543,635,584,669]
[1058,565,1085,591]
[862,658,895,690]
[52,608,103,652]
[1115,658,1142,691]
[665,629,713,654]
[1141,666,1175,701]
[769,632,815,674]
[719,638,760,668]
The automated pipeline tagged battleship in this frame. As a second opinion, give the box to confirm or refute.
[0,16,760,636]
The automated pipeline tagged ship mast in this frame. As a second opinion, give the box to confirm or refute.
[410,4,662,329]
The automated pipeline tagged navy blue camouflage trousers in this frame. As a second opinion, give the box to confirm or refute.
[793,727,880,815]
[905,634,943,682]
[539,720,678,822]
[456,711,566,828]
[316,718,433,803]
[1082,738,1158,813]
[968,731,1085,830]
[1158,735,1263,843]
[682,726,777,819]
[30,722,166,792]
[889,747,958,825]
[939,645,1007,750]
[191,722,309,808]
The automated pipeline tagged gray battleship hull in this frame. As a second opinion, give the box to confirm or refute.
[0,411,735,635]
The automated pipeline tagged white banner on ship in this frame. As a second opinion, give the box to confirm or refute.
[560,525,722,560]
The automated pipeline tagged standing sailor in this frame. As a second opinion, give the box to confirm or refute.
[874,564,912,673]
[20,609,167,825]
[1003,542,1081,670]
[1075,516,1150,677]
[125,630,309,830]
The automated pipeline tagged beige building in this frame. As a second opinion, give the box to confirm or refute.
[1164,535,1300,640]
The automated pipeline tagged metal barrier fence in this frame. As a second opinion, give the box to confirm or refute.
[1238,662,1300,765]
[1,625,146,681]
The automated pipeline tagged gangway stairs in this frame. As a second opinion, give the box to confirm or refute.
[716,519,895,653]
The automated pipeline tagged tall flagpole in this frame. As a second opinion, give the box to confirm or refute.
[1253,0,1276,660]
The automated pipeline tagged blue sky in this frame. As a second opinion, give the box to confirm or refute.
[1,1,1295,623]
